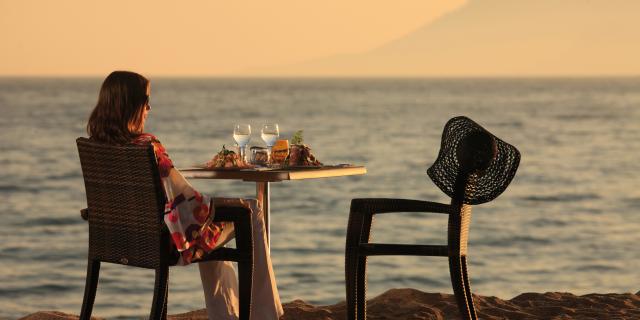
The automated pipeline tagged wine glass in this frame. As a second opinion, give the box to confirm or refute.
[233,124,251,162]
[261,123,279,163]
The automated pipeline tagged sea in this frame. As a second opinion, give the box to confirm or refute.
[1,77,639,319]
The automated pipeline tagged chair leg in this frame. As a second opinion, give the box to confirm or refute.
[345,204,373,320]
[150,266,169,320]
[449,255,475,320]
[345,247,359,320]
[162,284,168,320]
[461,256,478,320]
[355,256,368,320]
[237,260,253,320]
[79,259,100,320]
[345,239,366,320]
[232,207,254,320]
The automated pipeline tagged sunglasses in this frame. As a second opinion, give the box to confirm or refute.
[144,96,151,111]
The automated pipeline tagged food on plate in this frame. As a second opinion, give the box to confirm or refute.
[271,139,290,163]
[288,130,322,167]
[288,144,322,166]
[205,145,253,169]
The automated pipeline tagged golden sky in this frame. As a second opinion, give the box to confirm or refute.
[0,0,465,76]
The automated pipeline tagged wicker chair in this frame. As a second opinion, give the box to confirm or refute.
[345,117,520,320]
[76,137,254,320]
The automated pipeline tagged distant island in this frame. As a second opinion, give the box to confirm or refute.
[252,0,640,76]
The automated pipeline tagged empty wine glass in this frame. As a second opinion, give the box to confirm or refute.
[261,123,279,163]
[233,124,251,162]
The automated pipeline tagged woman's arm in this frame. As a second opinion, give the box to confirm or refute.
[133,133,222,264]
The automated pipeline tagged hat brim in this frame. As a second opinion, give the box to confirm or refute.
[427,116,520,205]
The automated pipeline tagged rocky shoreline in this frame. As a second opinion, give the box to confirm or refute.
[19,288,640,320]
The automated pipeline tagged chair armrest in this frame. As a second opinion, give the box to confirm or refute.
[209,205,254,263]
[80,208,89,221]
[345,199,452,252]
[350,198,453,216]
[212,205,252,223]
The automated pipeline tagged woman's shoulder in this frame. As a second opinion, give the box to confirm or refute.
[131,133,161,145]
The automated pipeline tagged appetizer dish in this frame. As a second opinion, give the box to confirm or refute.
[287,130,323,167]
[205,145,253,169]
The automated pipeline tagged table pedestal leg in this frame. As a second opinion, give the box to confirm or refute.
[256,182,270,248]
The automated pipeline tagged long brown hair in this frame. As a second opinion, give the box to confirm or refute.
[87,71,149,144]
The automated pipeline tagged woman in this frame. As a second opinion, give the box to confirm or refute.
[86,71,283,320]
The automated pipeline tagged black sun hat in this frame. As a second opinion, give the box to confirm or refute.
[427,116,521,205]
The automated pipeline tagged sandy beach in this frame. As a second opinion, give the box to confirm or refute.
[19,288,640,320]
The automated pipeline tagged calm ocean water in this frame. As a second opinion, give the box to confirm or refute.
[1,78,639,318]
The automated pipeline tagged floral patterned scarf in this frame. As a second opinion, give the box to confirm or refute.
[132,133,224,265]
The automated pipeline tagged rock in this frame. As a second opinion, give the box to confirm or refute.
[18,289,640,320]
[19,311,103,320]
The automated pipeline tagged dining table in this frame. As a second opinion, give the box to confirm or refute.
[180,165,367,247]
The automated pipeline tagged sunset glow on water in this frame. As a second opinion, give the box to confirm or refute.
[1,78,639,318]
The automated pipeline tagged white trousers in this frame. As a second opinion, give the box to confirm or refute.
[198,199,284,320]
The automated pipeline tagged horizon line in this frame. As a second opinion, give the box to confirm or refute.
[1,74,640,80]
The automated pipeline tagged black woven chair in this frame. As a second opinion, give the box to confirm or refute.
[345,117,520,320]
[76,137,254,320]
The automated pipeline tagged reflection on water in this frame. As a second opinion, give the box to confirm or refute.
[1,78,639,318]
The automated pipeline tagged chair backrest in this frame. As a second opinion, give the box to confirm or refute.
[77,137,170,269]
[431,117,520,256]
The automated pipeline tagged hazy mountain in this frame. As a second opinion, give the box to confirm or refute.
[255,0,640,76]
